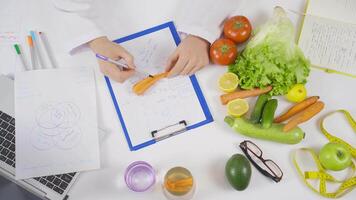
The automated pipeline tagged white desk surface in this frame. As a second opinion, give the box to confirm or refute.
[1,0,355,199]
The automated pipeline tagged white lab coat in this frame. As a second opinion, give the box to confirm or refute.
[51,0,240,54]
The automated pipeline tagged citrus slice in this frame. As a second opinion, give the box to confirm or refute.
[218,72,239,93]
[227,99,249,117]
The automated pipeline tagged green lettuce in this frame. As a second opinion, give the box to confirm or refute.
[228,7,310,96]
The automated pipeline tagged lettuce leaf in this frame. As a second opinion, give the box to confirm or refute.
[228,7,310,96]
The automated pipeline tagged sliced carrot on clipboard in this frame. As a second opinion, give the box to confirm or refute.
[132,72,169,95]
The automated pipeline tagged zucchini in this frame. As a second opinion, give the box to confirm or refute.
[224,116,305,144]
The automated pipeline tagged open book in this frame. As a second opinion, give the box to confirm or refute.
[298,0,356,77]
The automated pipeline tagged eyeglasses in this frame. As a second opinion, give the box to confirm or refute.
[239,140,283,182]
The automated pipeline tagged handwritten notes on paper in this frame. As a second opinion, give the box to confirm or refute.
[109,27,206,147]
[298,0,356,76]
[299,16,356,75]
[307,0,356,25]
[15,67,100,179]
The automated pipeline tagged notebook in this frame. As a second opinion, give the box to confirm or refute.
[298,0,356,77]
[105,22,213,151]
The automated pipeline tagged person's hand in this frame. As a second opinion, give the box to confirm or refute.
[89,36,135,83]
[165,35,210,77]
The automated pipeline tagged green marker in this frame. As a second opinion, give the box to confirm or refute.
[14,44,28,70]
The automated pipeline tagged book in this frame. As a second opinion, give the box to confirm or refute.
[298,0,356,77]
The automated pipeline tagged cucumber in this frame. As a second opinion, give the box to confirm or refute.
[224,116,305,144]
[261,99,278,128]
[250,94,270,124]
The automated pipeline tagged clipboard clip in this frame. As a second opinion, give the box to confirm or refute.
[151,120,188,142]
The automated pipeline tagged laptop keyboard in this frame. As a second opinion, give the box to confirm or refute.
[0,111,15,167]
[0,110,76,195]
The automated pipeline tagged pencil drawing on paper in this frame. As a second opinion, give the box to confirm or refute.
[31,102,82,151]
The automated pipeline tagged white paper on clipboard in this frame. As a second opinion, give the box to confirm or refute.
[107,24,210,149]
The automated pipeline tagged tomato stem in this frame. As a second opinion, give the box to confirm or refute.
[221,44,230,54]
[234,22,244,29]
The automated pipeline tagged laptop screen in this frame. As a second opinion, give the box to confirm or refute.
[0,175,41,200]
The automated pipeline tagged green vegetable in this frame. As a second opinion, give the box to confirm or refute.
[250,94,270,123]
[224,116,304,144]
[228,7,310,96]
[225,154,251,191]
[261,99,278,128]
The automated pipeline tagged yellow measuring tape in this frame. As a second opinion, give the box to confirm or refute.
[293,110,356,198]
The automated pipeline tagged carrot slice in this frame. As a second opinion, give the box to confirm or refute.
[283,101,325,132]
[220,86,272,105]
[274,96,319,123]
[132,77,154,94]
[166,178,193,188]
[132,72,168,95]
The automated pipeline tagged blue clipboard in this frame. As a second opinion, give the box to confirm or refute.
[104,21,213,151]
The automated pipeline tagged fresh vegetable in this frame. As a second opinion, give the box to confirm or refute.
[319,143,352,171]
[220,86,272,105]
[250,94,270,123]
[225,154,251,191]
[285,84,307,103]
[224,116,305,144]
[210,38,238,65]
[133,72,168,95]
[165,178,193,193]
[261,99,278,129]
[227,99,249,117]
[223,16,252,44]
[228,7,310,96]
[218,72,239,93]
[274,96,319,123]
[283,101,325,132]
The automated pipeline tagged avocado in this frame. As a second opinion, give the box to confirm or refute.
[225,154,251,191]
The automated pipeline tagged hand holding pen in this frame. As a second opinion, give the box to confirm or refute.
[89,37,141,83]
[95,54,153,78]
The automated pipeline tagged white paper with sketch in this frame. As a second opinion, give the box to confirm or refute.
[298,0,356,76]
[15,67,100,179]
[109,27,206,147]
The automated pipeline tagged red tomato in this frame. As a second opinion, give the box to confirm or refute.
[223,16,252,44]
[209,38,238,66]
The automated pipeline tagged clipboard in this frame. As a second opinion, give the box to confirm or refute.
[104,21,213,151]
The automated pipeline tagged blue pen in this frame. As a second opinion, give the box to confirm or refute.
[30,31,45,69]
[95,53,153,77]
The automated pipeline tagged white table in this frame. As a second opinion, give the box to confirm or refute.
[1,0,355,199]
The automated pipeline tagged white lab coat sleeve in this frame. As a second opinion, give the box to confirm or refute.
[51,0,105,54]
[174,0,240,44]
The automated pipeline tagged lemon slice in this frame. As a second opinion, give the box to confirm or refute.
[227,99,249,117]
[219,72,239,93]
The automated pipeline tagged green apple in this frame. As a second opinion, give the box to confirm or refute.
[319,143,352,171]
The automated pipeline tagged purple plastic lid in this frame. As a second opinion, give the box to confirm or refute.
[124,161,156,192]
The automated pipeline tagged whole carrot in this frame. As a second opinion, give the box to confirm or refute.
[274,96,319,123]
[283,101,325,132]
[220,86,272,105]
[133,72,168,95]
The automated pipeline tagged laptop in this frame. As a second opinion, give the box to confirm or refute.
[0,75,79,200]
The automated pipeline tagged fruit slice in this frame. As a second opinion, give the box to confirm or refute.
[227,98,249,117]
[219,72,239,93]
